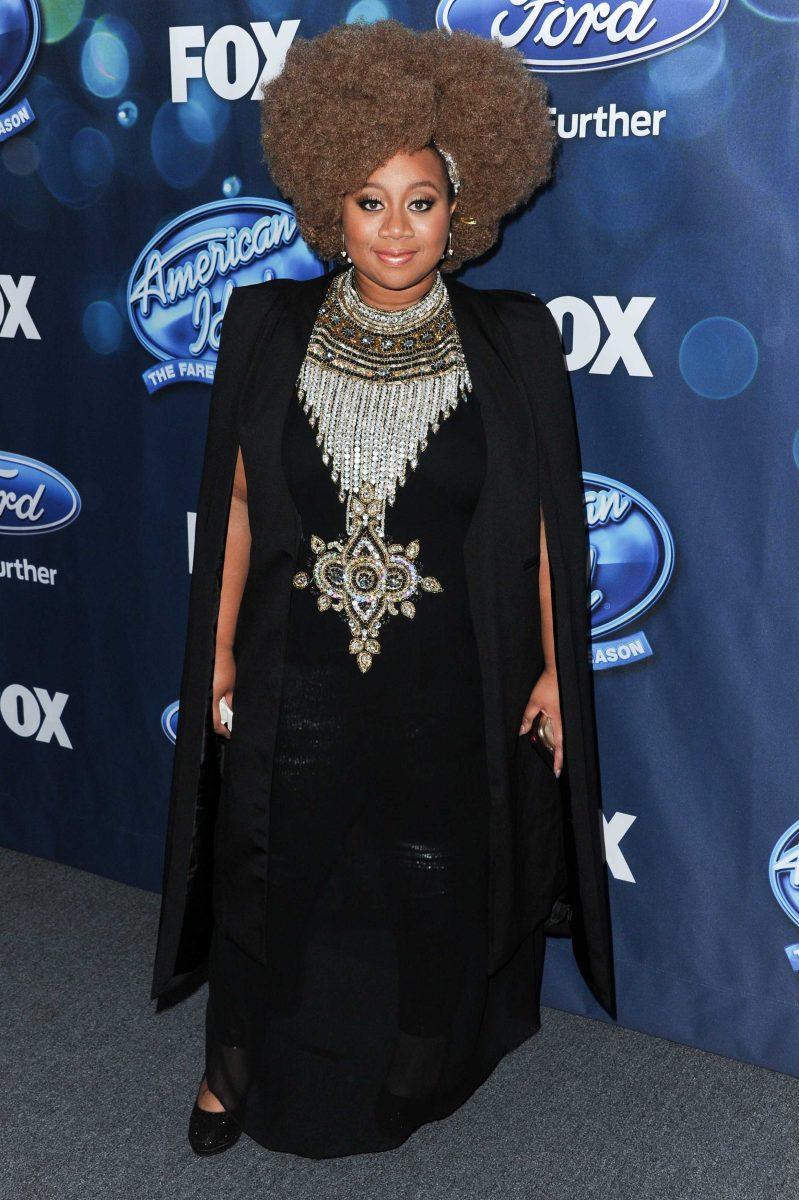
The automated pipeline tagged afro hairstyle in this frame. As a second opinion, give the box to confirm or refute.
[258,20,557,272]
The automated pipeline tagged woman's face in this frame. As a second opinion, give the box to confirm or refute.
[340,146,457,307]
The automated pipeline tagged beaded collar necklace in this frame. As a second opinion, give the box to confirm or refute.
[291,265,472,673]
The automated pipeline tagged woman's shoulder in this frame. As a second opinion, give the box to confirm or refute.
[454,279,561,349]
[228,275,296,313]
[227,272,330,321]
[217,277,298,348]
[457,279,548,317]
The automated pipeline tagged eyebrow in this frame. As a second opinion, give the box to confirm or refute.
[359,179,442,191]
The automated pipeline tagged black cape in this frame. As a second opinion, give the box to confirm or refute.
[150,270,617,1021]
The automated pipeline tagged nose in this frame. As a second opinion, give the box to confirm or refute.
[378,205,414,240]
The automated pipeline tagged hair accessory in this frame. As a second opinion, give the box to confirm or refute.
[432,140,461,195]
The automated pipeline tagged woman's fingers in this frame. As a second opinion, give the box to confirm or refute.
[518,703,543,736]
[553,724,564,777]
[519,702,563,778]
[213,691,233,738]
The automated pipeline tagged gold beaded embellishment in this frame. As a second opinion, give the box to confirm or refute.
[291,266,471,673]
[292,481,443,674]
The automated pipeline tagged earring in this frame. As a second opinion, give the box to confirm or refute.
[340,231,352,263]
[442,226,453,260]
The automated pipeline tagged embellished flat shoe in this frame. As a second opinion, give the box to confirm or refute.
[188,1100,243,1156]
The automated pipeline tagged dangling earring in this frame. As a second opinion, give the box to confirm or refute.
[442,226,453,260]
[340,230,352,263]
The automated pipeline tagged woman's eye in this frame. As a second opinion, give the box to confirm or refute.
[356,197,436,212]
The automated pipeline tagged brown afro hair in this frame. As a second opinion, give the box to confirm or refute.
[258,20,557,273]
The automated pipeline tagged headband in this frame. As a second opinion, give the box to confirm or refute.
[432,140,461,195]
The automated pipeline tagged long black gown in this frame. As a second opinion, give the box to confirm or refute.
[204,380,548,1158]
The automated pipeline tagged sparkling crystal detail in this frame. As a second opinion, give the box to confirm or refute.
[292,266,470,673]
[295,265,471,535]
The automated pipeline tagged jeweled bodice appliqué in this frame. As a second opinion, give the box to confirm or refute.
[291,267,472,673]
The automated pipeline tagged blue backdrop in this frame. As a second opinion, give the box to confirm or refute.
[2,0,798,1077]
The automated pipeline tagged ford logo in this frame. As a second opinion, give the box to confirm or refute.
[769,820,799,972]
[0,451,81,535]
[0,0,39,141]
[436,0,728,73]
[585,472,674,670]
[127,197,328,394]
[161,701,180,745]
[770,820,799,928]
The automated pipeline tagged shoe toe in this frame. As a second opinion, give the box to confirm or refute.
[188,1102,242,1155]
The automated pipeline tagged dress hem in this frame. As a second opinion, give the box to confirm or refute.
[206,917,547,1160]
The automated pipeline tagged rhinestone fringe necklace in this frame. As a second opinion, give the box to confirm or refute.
[291,266,472,673]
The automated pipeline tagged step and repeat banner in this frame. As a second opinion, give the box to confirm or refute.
[2,1,797,1074]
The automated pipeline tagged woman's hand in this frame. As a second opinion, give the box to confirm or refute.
[212,646,236,739]
[518,664,563,777]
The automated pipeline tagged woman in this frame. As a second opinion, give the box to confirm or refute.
[150,19,616,1160]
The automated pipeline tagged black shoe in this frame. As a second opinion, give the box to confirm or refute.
[188,1100,243,1156]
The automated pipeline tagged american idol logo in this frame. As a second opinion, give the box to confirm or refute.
[0,452,80,535]
[769,820,799,973]
[436,0,727,73]
[0,0,40,142]
[585,472,673,670]
[127,197,326,394]
[161,701,180,745]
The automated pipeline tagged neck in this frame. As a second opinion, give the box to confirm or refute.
[349,266,440,312]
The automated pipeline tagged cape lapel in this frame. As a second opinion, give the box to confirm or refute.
[443,276,540,564]
[238,271,333,557]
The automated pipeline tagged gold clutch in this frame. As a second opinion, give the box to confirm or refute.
[530,709,556,768]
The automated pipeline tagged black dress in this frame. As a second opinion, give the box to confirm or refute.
[204,381,548,1158]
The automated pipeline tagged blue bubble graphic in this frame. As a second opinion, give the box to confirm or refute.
[81,29,129,98]
[150,101,213,189]
[177,100,214,146]
[792,430,799,472]
[177,79,230,142]
[679,318,758,400]
[83,301,123,355]
[116,99,137,127]
[71,126,114,188]
[570,134,675,236]
[2,136,40,176]
[346,0,391,20]
[41,0,85,44]
[643,27,733,140]
[740,0,799,19]
[38,100,109,206]
[222,175,242,198]
[646,25,726,96]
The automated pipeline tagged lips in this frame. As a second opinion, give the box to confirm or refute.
[375,249,416,264]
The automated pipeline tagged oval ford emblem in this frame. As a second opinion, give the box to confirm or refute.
[436,0,728,73]
[770,820,799,928]
[768,820,799,972]
[127,197,327,393]
[0,0,40,108]
[161,701,180,745]
[0,451,81,535]
[0,0,39,140]
[585,472,674,669]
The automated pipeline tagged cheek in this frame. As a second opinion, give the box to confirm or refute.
[343,209,379,242]
[430,208,451,237]
[413,205,451,239]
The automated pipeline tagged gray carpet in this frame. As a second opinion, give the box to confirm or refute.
[2,845,793,1200]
